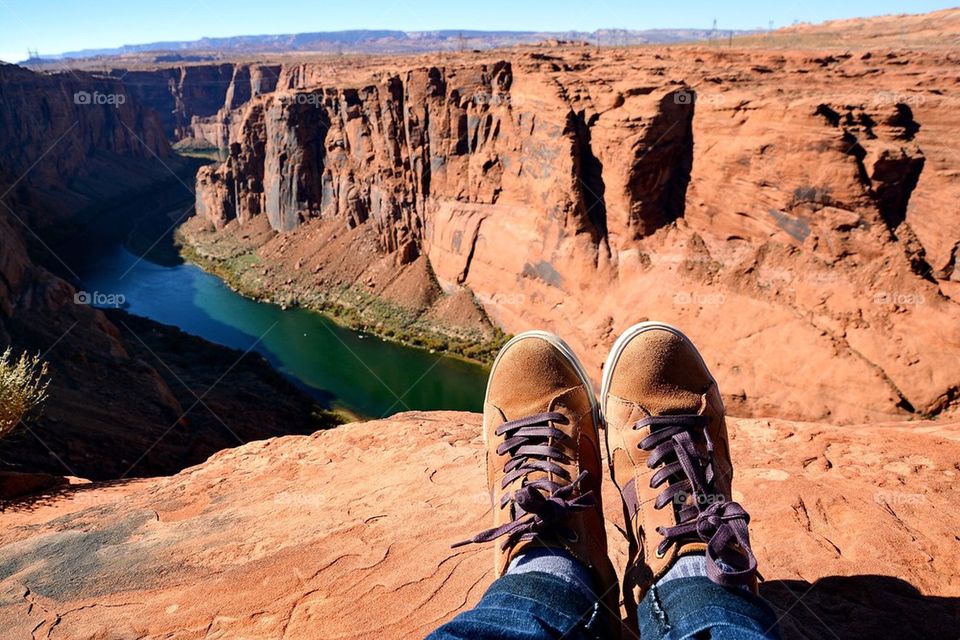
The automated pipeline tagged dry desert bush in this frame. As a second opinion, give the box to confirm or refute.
[0,348,49,438]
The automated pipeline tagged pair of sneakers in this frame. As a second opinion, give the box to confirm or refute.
[457,322,759,631]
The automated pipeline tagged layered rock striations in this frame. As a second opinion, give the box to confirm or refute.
[181,43,960,424]
[0,64,169,205]
[0,61,171,336]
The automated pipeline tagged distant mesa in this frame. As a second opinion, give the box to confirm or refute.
[19,27,759,63]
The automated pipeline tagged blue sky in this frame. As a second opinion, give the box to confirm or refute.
[1,0,955,63]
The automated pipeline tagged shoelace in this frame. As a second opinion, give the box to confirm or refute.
[636,414,758,588]
[453,411,594,550]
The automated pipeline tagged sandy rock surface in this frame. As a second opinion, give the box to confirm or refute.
[2,411,957,639]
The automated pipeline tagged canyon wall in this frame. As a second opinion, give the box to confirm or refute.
[0,62,170,330]
[0,64,169,210]
[0,63,323,479]
[111,63,281,142]
[184,46,960,424]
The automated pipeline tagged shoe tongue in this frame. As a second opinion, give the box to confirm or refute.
[608,332,712,416]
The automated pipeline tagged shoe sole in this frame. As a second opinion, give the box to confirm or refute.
[483,330,599,446]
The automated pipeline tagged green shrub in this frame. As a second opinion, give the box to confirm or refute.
[0,349,50,439]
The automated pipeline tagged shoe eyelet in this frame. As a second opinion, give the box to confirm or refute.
[655,549,666,559]
[563,528,580,543]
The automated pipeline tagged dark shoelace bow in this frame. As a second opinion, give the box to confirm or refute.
[453,412,594,550]
[637,414,758,588]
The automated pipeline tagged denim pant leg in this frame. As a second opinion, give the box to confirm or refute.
[638,576,782,640]
[426,571,605,640]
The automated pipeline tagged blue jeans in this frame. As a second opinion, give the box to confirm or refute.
[427,571,781,639]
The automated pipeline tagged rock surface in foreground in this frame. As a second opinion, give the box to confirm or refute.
[1,412,958,639]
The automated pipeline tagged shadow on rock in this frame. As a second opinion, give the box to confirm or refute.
[762,575,959,639]
[0,474,138,513]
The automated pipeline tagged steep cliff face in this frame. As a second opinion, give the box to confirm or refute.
[0,63,324,479]
[184,60,698,357]
[0,64,169,200]
[196,62,622,240]
[183,45,960,425]
[112,63,281,142]
[0,214,29,342]
[0,62,169,309]
[192,60,698,246]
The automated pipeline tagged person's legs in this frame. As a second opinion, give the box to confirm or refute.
[427,549,607,640]
[637,558,781,639]
[602,322,781,639]
[427,332,619,639]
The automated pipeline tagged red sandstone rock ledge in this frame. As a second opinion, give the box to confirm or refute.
[1,411,957,638]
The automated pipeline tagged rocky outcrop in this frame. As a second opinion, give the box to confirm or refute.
[0,308,332,480]
[181,61,698,357]
[195,62,615,239]
[1,411,957,638]
[183,41,960,425]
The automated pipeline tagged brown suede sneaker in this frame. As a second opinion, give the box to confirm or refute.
[455,331,619,630]
[601,322,758,620]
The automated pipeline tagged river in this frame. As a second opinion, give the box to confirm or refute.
[75,242,488,418]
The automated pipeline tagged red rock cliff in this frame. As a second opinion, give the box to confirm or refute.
[0,62,170,309]
[0,63,321,480]
[184,45,960,425]
[111,63,281,142]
